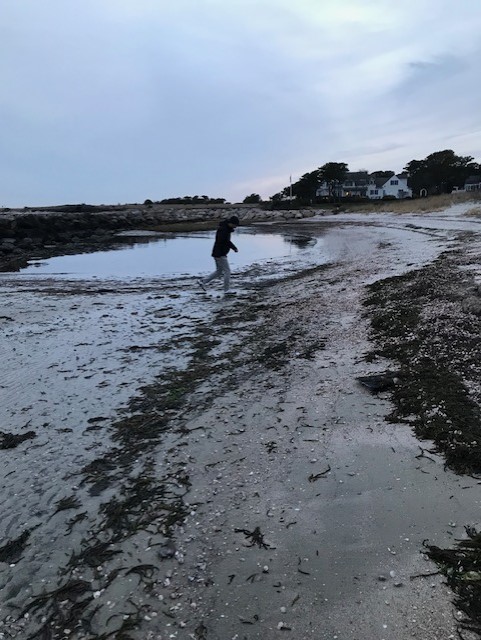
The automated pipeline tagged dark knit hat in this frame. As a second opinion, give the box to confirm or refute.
[228,215,240,226]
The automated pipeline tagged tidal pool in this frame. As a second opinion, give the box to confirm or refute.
[16,229,317,279]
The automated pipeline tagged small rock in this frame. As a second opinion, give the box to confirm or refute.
[158,540,176,559]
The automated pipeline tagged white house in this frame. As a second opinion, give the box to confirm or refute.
[367,173,412,200]
[316,171,412,200]
[465,175,481,192]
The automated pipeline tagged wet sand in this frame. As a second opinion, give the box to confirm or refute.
[1,210,481,639]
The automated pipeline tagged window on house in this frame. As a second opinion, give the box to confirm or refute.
[390,179,399,185]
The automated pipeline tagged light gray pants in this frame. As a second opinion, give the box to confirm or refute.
[203,256,231,291]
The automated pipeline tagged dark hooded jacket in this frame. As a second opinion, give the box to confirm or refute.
[211,220,238,258]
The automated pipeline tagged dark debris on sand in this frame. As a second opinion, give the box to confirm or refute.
[364,246,481,476]
[0,429,36,449]
[426,527,481,637]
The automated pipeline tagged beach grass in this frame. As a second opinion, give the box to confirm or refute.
[342,191,481,214]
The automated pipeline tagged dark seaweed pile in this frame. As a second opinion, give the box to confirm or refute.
[426,527,481,636]
[0,429,36,449]
[364,245,481,475]
[364,239,481,636]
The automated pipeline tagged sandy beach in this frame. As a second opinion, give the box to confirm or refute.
[1,205,481,639]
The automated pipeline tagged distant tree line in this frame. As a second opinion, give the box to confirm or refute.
[242,193,262,204]
[268,162,349,205]
[144,196,227,206]
[404,150,479,195]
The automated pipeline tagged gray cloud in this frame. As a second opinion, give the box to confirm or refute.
[1,0,481,206]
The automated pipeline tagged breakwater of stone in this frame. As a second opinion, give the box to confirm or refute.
[0,204,318,270]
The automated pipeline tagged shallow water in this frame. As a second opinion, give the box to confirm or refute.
[15,229,317,279]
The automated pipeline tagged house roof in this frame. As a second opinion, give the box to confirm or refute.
[465,175,481,185]
[380,174,408,184]
[344,171,370,185]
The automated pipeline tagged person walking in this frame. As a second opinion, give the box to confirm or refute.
[198,215,240,295]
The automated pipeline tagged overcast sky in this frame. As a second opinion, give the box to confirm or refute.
[2,0,481,207]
